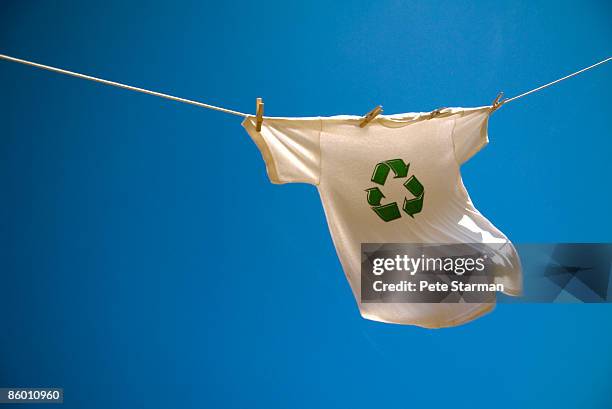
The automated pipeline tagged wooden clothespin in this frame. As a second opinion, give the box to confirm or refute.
[359,105,383,128]
[490,92,505,112]
[255,97,264,131]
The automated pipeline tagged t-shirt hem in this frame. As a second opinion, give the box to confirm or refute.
[359,303,496,329]
[501,287,522,297]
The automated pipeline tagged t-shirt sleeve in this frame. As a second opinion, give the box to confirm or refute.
[451,107,491,165]
[242,116,322,185]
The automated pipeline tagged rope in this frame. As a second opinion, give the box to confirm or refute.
[0,53,249,118]
[1,53,610,116]
[496,56,611,108]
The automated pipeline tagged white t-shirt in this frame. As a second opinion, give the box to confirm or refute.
[242,106,522,328]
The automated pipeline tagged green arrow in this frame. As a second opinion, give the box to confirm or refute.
[404,175,424,196]
[371,163,391,185]
[371,159,409,185]
[403,194,424,217]
[402,176,424,217]
[373,202,402,222]
[386,159,409,178]
[365,187,385,206]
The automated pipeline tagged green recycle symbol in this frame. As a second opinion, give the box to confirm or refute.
[365,159,425,222]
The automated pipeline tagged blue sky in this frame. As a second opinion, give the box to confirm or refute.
[1,1,611,408]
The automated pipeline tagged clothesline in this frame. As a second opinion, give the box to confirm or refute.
[500,57,611,104]
[0,53,610,117]
[0,53,249,117]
